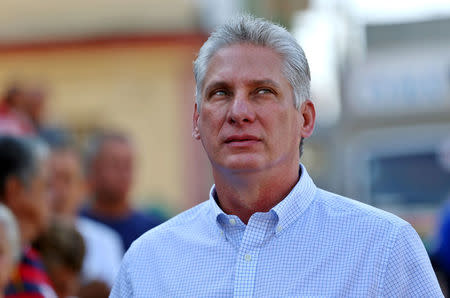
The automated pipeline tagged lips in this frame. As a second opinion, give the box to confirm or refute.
[224,135,260,144]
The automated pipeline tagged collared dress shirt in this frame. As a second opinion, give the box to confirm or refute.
[110,165,442,297]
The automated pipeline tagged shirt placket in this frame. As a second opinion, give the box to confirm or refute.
[233,214,274,298]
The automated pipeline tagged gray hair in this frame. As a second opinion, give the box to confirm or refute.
[193,14,311,110]
[0,203,21,262]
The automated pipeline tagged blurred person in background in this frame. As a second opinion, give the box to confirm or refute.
[0,135,56,298]
[0,204,20,298]
[433,200,450,292]
[23,85,46,132]
[49,142,123,293]
[33,219,85,298]
[0,83,34,136]
[111,15,441,297]
[81,132,164,252]
[22,84,69,145]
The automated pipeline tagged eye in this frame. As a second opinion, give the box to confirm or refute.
[256,88,273,95]
[208,89,229,99]
[213,90,227,96]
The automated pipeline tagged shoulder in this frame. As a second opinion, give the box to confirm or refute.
[310,189,442,294]
[307,188,414,251]
[76,217,122,245]
[313,188,409,229]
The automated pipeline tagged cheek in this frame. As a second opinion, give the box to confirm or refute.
[198,106,225,134]
[29,191,50,225]
[266,110,301,145]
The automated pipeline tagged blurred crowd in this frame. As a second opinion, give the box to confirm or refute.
[0,82,166,298]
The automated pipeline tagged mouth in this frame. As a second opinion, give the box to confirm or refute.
[224,135,261,144]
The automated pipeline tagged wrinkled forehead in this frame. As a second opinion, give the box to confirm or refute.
[202,44,287,89]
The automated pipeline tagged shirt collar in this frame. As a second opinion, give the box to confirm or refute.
[208,163,317,234]
[208,186,229,231]
[271,164,317,235]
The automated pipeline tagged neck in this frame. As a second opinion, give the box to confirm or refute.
[90,195,131,218]
[18,221,34,248]
[55,213,77,225]
[213,163,300,224]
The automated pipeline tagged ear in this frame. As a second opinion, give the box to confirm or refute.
[192,103,201,140]
[299,100,316,139]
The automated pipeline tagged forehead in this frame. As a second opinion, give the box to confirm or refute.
[203,44,286,89]
[51,150,81,171]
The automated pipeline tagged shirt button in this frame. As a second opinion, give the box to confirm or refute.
[276,225,282,232]
[244,254,252,262]
[229,218,237,225]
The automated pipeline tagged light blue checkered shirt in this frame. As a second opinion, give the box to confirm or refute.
[110,165,442,297]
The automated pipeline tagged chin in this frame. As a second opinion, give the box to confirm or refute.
[220,155,267,172]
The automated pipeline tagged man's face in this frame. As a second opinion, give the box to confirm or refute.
[12,160,52,243]
[50,150,86,217]
[91,140,134,202]
[193,44,313,174]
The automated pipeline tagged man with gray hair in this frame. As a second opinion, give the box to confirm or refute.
[111,15,442,296]
[0,135,56,298]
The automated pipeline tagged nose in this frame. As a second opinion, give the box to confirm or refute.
[228,92,256,125]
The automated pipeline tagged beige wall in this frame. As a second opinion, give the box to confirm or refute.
[0,36,211,213]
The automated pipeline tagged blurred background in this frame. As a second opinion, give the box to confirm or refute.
[1,0,449,258]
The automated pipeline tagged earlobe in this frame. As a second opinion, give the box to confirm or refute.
[300,100,316,139]
[192,103,201,140]
[192,128,201,140]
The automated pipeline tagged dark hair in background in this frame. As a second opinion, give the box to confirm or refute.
[0,135,38,198]
[34,219,85,273]
[2,84,24,106]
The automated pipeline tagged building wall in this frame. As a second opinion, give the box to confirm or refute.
[0,35,212,213]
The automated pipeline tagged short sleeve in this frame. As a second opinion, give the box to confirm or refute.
[382,224,443,297]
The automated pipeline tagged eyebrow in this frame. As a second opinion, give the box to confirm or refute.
[248,79,281,90]
[203,81,230,96]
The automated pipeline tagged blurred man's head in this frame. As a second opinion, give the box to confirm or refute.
[0,136,51,246]
[49,147,87,220]
[2,83,27,110]
[0,203,20,292]
[85,132,134,205]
